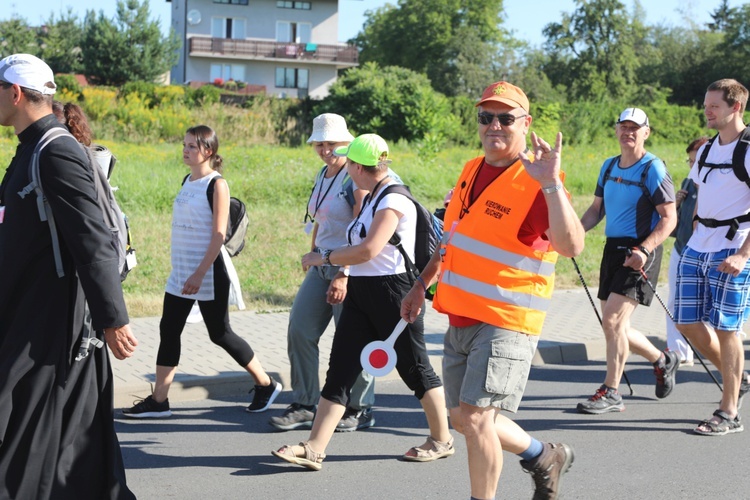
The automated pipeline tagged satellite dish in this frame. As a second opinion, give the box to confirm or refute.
[187,9,202,26]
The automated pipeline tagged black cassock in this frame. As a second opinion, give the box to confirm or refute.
[0,115,134,499]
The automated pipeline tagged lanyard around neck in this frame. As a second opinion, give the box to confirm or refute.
[304,165,344,223]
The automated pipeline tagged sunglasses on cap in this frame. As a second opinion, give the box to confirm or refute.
[477,112,527,126]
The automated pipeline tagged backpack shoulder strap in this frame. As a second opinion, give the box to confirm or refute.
[370,183,412,218]
[732,125,750,190]
[206,174,223,212]
[18,127,75,278]
[370,183,418,273]
[601,156,621,184]
[697,134,718,183]
[638,158,656,201]
[341,172,355,208]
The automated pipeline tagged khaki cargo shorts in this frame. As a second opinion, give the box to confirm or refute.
[442,322,538,412]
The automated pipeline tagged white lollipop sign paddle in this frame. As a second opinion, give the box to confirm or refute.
[360,318,408,377]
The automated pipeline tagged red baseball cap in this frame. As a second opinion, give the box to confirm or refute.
[476,81,529,113]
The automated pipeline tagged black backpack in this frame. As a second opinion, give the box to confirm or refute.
[694,125,750,240]
[697,125,750,189]
[182,174,249,257]
[370,184,443,278]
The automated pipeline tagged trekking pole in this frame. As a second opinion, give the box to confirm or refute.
[571,257,634,395]
[637,268,723,392]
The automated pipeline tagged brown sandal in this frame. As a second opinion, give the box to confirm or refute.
[402,436,455,462]
[272,441,326,471]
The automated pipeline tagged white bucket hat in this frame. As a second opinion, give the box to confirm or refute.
[306,113,355,144]
[0,53,56,95]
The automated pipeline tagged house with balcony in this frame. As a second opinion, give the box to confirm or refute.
[167,0,359,98]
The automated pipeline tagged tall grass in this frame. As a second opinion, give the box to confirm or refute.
[0,135,689,316]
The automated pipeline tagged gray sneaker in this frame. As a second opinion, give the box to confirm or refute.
[335,407,375,432]
[654,350,680,399]
[520,442,575,500]
[269,403,315,431]
[577,385,625,414]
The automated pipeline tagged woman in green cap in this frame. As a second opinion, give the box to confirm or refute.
[272,133,453,471]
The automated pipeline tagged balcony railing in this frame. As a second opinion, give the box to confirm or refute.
[189,38,358,64]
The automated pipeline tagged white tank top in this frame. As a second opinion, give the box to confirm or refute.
[166,171,221,300]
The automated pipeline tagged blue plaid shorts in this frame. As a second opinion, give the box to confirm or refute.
[674,246,750,331]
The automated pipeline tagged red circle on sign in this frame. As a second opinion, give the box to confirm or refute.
[369,349,388,369]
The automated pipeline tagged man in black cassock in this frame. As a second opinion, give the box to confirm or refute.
[0,54,139,499]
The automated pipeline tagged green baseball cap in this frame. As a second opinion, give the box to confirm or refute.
[333,133,390,167]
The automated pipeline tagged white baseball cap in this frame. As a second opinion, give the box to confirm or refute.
[0,54,56,95]
[617,107,649,127]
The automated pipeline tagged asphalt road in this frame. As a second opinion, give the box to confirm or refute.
[117,355,750,500]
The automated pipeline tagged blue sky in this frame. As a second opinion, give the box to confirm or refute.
[4,0,745,44]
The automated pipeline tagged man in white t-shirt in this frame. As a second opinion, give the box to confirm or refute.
[675,78,750,436]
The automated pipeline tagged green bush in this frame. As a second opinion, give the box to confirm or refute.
[120,81,158,107]
[189,85,222,106]
[314,62,462,146]
[54,74,83,97]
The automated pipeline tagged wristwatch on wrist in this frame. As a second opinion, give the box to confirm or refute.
[339,267,350,276]
[632,245,650,258]
[541,183,563,194]
[322,249,332,266]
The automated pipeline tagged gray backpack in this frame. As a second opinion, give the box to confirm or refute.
[19,127,136,281]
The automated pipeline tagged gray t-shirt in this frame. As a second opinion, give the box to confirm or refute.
[308,166,353,250]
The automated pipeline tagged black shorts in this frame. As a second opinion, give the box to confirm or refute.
[597,237,663,306]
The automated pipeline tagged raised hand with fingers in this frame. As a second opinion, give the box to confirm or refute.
[519,131,563,189]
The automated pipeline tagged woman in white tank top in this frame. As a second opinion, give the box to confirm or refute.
[123,125,281,419]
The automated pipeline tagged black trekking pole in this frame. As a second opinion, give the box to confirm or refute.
[571,257,634,395]
[637,268,723,392]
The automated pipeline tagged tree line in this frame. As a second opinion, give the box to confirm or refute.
[1,0,746,147]
[0,0,178,86]
[354,0,749,108]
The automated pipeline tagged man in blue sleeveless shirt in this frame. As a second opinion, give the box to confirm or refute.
[578,107,678,414]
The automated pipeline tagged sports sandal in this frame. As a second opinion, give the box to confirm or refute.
[272,441,326,471]
[402,436,455,462]
[693,409,744,436]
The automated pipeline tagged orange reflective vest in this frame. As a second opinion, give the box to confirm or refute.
[432,156,562,335]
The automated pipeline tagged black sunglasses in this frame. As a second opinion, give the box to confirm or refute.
[477,112,527,126]
[0,81,12,89]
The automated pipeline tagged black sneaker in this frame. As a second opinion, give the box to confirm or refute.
[122,395,172,419]
[577,385,625,414]
[520,442,575,500]
[335,407,375,432]
[246,378,282,413]
[739,372,750,410]
[654,350,680,399]
[269,403,315,431]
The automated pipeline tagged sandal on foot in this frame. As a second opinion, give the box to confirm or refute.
[272,441,326,471]
[402,436,455,462]
[693,410,744,436]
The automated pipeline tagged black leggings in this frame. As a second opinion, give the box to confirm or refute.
[321,273,442,406]
[156,256,254,367]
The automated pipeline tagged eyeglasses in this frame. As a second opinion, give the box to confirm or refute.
[477,112,527,126]
[0,81,12,89]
